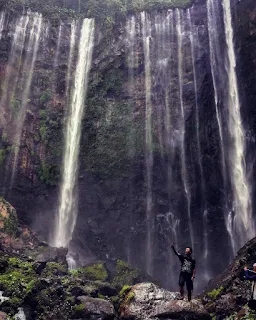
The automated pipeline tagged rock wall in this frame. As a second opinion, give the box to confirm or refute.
[0,0,254,292]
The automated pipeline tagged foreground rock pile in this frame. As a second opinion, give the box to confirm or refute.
[0,198,210,319]
[1,197,256,319]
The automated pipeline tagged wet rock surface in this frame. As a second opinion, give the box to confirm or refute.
[0,0,255,302]
[119,283,210,320]
[1,198,256,319]
[201,237,256,319]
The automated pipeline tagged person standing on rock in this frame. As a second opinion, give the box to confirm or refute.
[171,244,196,302]
[244,264,256,309]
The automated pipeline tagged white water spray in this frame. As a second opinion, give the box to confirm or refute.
[14,308,26,320]
[0,12,5,40]
[222,0,253,247]
[0,15,30,112]
[10,13,43,187]
[176,9,194,247]
[53,19,95,248]
[207,0,227,185]
[126,15,136,265]
[141,11,154,276]
[66,21,77,99]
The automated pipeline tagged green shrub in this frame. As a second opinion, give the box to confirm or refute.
[70,263,108,281]
[207,286,224,299]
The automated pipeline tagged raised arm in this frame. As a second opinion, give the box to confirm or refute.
[171,245,179,257]
[245,269,256,280]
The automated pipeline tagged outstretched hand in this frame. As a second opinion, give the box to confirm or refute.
[244,266,248,271]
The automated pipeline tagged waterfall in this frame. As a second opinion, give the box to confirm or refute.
[9,13,43,187]
[0,12,5,40]
[207,0,235,254]
[66,21,77,99]
[187,9,210,279]
[0,15,29,115]
[126,15,136,265]
[141,11,154,276]
[176,9,194,247]
[222,0,253,247]
[53,19,95,248]
[52,23,63,92]
[207,0,227,186]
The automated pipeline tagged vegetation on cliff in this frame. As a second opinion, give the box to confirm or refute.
[0,0,193,22]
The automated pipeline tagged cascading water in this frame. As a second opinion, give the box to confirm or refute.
[52,23,63,92]
[141,11,154,276]
[176,9,194,248]
[53,19,95,248]
[126,15,136,265]
[9,13,43,188]
[207,0,235,255]
[187,8,209,279]
[0,11,5,39]
[222,0,253,248]
[66,22,77,100]
[0,15,29,116]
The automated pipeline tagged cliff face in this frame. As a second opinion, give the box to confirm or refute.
[0,0,255,292]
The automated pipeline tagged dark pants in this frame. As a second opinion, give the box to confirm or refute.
[179,272,193,291]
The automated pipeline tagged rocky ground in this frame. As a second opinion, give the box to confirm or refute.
[0,197,256,319]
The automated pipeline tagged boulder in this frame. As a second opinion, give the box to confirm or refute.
[35,246,68,265]
[74,296,115,319]
[119,282,210,320]
[0,312,8,320]
[0,197,18,237]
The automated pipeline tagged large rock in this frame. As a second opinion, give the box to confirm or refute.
[0,312,8,320]
[0,197,18,237]
[202,237,256,318]
[35,246,68,265]
[119,283,210,320]
[74,296,115,319]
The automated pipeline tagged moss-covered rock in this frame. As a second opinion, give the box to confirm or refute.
[0,198,18,237]
[207,285,224,299]
[41,262,68,277]
[112,260,140,289]
[71,263,108,281]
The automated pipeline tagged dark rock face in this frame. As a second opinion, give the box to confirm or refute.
[201,237,256,319]
[0,0,255,293]
[75,296,115,320]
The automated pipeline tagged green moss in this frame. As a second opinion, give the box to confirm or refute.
[0,199,18,237]
[119,285,131,297]
[207,286,224,299]
[70,263,108,281]
[111,295,119,304]
[40,90,52,105]
[126,291,135,302]
[3,214,18,236]
[8,297,22,307]
[97,293,106,300]
[65,296,75,305]
[112,260,139,288]
[0,269,36,298]
[72,303,85,317]
[0,148,7,166]
[41,262,68,277]
[38,161,60,186]
[73,303,84,312]
[10,99,21,117]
